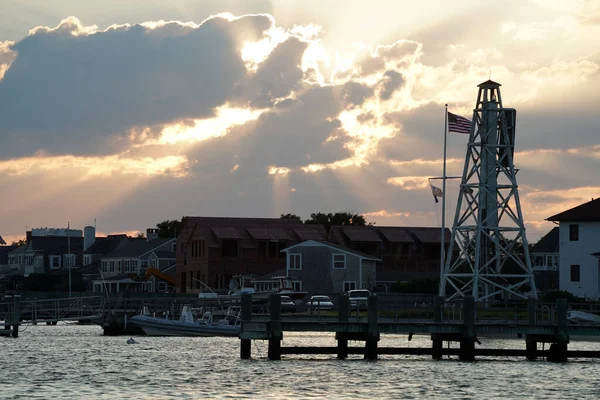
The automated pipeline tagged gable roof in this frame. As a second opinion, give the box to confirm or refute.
[547,198,600,222]
[281,240,381,261]
[152,250,176,259]
[104,237,175,258]
[531,227,559,253]
[84,236,128,255]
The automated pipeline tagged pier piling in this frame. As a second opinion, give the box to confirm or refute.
[337,294,349,360]
[240,293,252,359]
[364,295,379,360]
[268,294,282,361]
[459,296,475,361]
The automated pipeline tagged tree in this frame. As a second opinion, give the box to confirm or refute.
[304,211,368,232]
[156,219,183,238]
[279,213,302,222]
[11,238,26,247]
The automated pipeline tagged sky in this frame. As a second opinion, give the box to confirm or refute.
[0,0,599,244]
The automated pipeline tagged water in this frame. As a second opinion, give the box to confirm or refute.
[2,324,600,399]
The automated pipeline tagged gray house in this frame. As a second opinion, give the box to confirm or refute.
[93,236,176,293]
[281,240,381,295]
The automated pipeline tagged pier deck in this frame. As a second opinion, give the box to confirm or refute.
[239,294,600,362]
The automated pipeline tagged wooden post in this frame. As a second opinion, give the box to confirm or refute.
[268,293,282,361]
[11,295,21,338]
[432,296,444,360]
[526,297,537,361]
[364,295,378,360]
[337,294,349,359]
[240,293,252,359]
[548,298,569,362]
[459,296,475,361]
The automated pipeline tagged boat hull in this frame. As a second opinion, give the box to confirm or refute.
[130,315,240,337]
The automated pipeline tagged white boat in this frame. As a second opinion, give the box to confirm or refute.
[567,310,600,324]
[130,306,241,337]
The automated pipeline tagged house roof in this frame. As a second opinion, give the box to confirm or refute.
[409,227,451,244]
[294,228,326,241]
[84,236,128,255]
[104,237,174,258]
[329,225,450,245]
[531,227,559,253]
[281,240,381,261]
[180,216,326,249]
[342,227,382,242]
[547,198,600,222]
[378,228,414,243]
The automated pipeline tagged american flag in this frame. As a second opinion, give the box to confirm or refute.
[448,111,471,134]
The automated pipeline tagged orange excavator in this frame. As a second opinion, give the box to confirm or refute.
[144,267,176,286]
[127,268,176,287]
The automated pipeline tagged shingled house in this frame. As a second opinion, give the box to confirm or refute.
[547,198,600,299]
[328,225,452,287]
[175,217,327,293]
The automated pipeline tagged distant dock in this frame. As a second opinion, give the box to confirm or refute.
[239,294,600,362]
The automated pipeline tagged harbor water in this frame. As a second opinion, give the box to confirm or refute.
[2,324,600,399]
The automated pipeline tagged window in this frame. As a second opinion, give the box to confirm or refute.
[124,259,130,273]
[101,260,108,273]
[181,272,187,293]
[191,239,206,258]
[50,256,61,269]
[343,281,356,292]
[35,256,43,267]
[569,224,579,241]
[158,282,167,292]
[83,255,92,266]
[109,261,115,273]
[131,260,138,273]
[289,254,302,270]
[570,264,580,282]
[221,240,239,257]
[258,241,267,258]
[268,242,278,258]
[149,258,157,269]
[171,242,177,252]
[63,254,75,268]
[146,281,153,292]
[292,281,302,291]
[333,254,346,269]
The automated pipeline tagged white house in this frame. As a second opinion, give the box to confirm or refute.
[547,198,600,299]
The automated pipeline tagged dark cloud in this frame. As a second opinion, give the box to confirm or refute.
[236,37,307,108]
[378,70,403,100]
[341,81,373,107]
[189,85,351,175]
[0,15,274,158]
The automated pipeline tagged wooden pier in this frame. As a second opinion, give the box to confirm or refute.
[239,293,600,362]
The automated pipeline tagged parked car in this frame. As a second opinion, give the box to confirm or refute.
[280,295,296,313]
[306,295,334,312]
[348,289,371,310]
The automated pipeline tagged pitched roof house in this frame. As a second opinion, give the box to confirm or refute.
[547,198,600,299]
[328,225,452,286]
[176,217,327,293]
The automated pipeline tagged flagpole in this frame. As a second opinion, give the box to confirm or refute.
[440,104,448,295]
[68,222,71,298]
